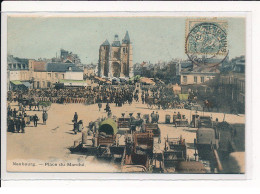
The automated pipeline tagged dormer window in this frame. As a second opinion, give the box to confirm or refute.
[68,66,72,71]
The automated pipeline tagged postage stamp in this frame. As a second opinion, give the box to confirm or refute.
[185,19,228,66]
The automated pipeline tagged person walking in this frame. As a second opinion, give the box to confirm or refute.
[73,121,79,134]
[104,103,110,113]
[15,118,21,133]
[21,117,26,133]
[13,108,17,118]
[78,120,83,132]
[33,114,39,127]
[151,111,156,123]
[42,110,48,125]
[155,111,159,123]
[98,103,102,111]
[73,112,78,123]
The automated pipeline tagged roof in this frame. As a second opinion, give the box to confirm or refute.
[101,39,110,46]
[7,55,19,64]
[112,40,121,47]
[59,79,85,83]
[7,55,29,65]
[15,57,29,65]
[46,63,83,72]
[21,81,31,88]
[10,80,23,85]
[181,64,220,75]
[122,31,130,44]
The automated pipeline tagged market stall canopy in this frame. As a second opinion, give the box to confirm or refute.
[59,79,87,86]
[178,94,189,101]
[99,118,118,135]
[21,81,31,88]
[10,80,23,85]
[130,75,141,81]
[94,76,107,82]
[140,77,155,85]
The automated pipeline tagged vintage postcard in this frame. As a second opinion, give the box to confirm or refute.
[2,12,247,177]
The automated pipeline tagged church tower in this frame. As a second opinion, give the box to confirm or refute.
[98,31,133,78]
[121,31,133,77]
[98,39,110,77]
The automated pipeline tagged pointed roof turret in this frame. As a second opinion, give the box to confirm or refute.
[122,31,130,44]
[101,39,110,46]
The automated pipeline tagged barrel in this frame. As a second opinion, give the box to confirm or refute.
[82,130,88,144]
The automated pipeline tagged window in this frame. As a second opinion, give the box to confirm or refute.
[62,74,65,79]
[48,73,51,78]
[201,76,204,83]
[183,76,187,83]
[123,48,125,53]
[55,73,58,78]
[13,64,17,69]
[194,76,197,83]
[47,82,51,88]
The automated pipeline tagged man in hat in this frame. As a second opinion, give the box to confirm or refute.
[15,117,21,133]
[177,112,181,119]
[173,112,177,128]
[129,113,135,126]
[21,117,26,133]
[151,111,156,123]
[13,108,17,118]
[42,110,48,125]
[104,103,110,113]
[73,112,78,123]
[155,111,159,123]
[33,114,39,127]
[98,102,102,111]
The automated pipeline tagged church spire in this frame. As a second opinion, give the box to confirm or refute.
[122,31,130,44]
[101,39,110,46]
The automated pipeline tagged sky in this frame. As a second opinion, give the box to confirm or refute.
[7,16,245,64]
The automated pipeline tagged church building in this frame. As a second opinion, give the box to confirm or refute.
[98,31,133,78]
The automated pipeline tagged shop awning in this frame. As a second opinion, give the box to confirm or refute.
[21,81,31,88]
[59,79,86,83]
[59,79,87,87]
[140,77,155,85]
[10,80,23,85]
[178,94,189,101]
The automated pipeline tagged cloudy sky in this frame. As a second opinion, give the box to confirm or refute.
[8,16,245,64]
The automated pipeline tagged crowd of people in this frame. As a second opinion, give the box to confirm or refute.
[7,102,48,133]
[6,84,199,134]
[7,85,138,106]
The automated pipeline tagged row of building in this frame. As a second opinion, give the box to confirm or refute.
[179,56,245,113]
[7,50,86,90]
